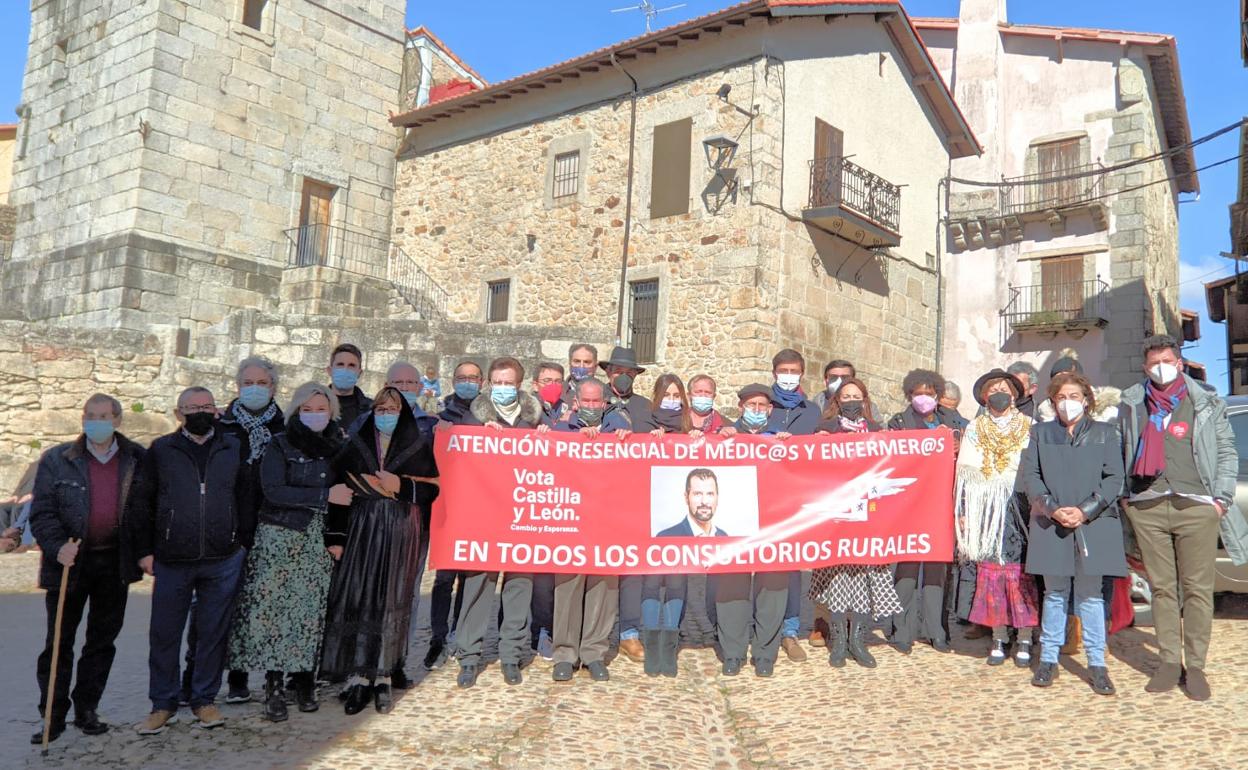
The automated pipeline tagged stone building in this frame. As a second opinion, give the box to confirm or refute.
[390,0,979,411]
[0,123,14,262]
[916,0,1196,393]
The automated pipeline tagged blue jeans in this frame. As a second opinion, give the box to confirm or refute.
[149,549,245,711]
[782,571,800,638]
[1040,570,1106,666]
[641,574,686,630]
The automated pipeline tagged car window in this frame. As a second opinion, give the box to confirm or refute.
[1230,412,1248,475]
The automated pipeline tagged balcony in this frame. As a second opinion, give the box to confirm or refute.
[999,163,1108,229]
[804,157,901,247]
[282,223,449,320]
[1001,278,1109,338]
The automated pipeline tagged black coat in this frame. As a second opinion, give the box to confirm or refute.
[28,434,146,588]
[439,394,482,426]
[887,404,963,432]
[766,397,820,435]
[218,398,285,522]
[327,403,439,548]
[127,429,255,563]
[258,416,344,532]
[1018,418,1127,577]
[335,387,375,430]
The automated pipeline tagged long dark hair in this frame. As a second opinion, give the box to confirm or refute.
[650,373,692,432]
[821,377,876,424]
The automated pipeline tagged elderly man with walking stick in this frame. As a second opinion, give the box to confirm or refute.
[28,394,146,746]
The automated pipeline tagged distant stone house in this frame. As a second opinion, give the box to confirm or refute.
[390,0,979,412]
[915,0,1197,393]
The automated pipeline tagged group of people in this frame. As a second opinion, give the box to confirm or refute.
[23,334,1248,744]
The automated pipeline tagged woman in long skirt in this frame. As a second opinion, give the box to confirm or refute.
[809,378,903,668]
[228,382,348,721]
[321,387,439,715]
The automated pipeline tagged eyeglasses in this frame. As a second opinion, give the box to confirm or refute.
[535,378,561,387]
[453,375,482,384]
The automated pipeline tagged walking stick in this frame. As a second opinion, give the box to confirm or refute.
[42,538,78,756]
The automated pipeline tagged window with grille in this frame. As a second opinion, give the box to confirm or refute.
[553,151,580,199]
[242,0,268,30]
[628,279,660,363]
[487,279,511,323]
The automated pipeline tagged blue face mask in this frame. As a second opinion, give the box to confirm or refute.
[239,384,271,412]
[570,366,592,381]
[491,385,518,406]
[84,419,115,445]
[402,391,420,407]
[691,396,714,414]
[742,409,768,429]
[331,368,359,391]
[300,412,331,433]
[374,413,399,435]
[454,382,480,401]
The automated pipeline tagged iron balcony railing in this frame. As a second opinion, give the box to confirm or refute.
[999,163,1106,217]
[283,223,449,320]
[807,156,901,234]
[1001,278,1109,331]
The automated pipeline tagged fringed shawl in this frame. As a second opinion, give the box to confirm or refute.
[955,412,1031,563]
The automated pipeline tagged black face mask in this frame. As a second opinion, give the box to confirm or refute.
[839,401,864,420]
[183,412,216,436]
[612,374,634,396]
[987,392,1013,412]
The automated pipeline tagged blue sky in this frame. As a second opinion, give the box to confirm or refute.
[1,1,1243,388]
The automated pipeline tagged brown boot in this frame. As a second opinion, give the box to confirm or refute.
[1145,663,1182,693]
[809,617,830,648]
[618,637,645,663]
[781,636,807,662]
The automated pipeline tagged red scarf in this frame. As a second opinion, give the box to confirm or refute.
[1133,377,1187,477]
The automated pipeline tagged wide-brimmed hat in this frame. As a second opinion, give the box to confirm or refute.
[599,346,646,373]
[737,383,771,402]
[972,368,1025,406]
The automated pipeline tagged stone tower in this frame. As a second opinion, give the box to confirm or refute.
[3,0,408,331]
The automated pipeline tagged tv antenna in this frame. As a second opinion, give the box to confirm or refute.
[611,1,687,33]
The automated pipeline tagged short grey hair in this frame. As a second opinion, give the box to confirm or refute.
[943,381,961,401]
[176,386,214,410]
[286,381,340,421]
[1006,361,1039,383]
[576,377,606,400]
[569,343,598,361]
[236,355,279,390]
[386,360,419,382]
[84,393,123,418]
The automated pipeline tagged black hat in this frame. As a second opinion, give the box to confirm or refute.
[1049,356,1084,378]
[599,346,646,373]
[972,368,1025,406]
[737,383,772,402]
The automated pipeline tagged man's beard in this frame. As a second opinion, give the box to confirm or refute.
[691,506,714,523]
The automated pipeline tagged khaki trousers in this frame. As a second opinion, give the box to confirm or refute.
[1126,496,1221,668]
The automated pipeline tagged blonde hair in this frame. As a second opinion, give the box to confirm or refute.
[287,382,341,421]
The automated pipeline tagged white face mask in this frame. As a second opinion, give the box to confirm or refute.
[1147,362,1179,386]
[776,373,801,392]
[1057,400,1085,422]
[826,377,842,394]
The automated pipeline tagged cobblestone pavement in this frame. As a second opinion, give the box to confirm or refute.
[2,551,1245,769]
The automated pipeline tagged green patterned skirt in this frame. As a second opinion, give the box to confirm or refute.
[228,516,333,673]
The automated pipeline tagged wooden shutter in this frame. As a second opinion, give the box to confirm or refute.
[650,118,691,219]
[1035,138,1081,208]
[297,179,335,266]
[812,118,844,206]
[1040,255,1083,317]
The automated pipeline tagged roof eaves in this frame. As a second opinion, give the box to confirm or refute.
[406,25,488,86]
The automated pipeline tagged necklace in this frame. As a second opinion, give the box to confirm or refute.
[975,411,1030,477]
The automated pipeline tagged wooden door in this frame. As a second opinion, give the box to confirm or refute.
[297,179,335,266]
[812,118,844,206]
[1040,255,1083,319]
[1035,138,1081,208]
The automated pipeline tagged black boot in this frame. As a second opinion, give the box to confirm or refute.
[263,672,288,723]
[343,682,372,715]
[847,614,877,668]
[642,629,662,677]
[293,672,318,713]
[660,629,679,678]
[828,614,848,668]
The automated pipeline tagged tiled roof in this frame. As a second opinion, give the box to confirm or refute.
[911,17,1198,194]
[391,0,981,158]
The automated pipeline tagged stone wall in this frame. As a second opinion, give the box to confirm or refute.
[7,0,407,328]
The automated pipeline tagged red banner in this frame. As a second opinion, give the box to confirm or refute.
[429,426,954,575]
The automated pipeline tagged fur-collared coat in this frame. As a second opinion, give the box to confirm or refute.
[470,387,543,429]
[1035,386,1121,424]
